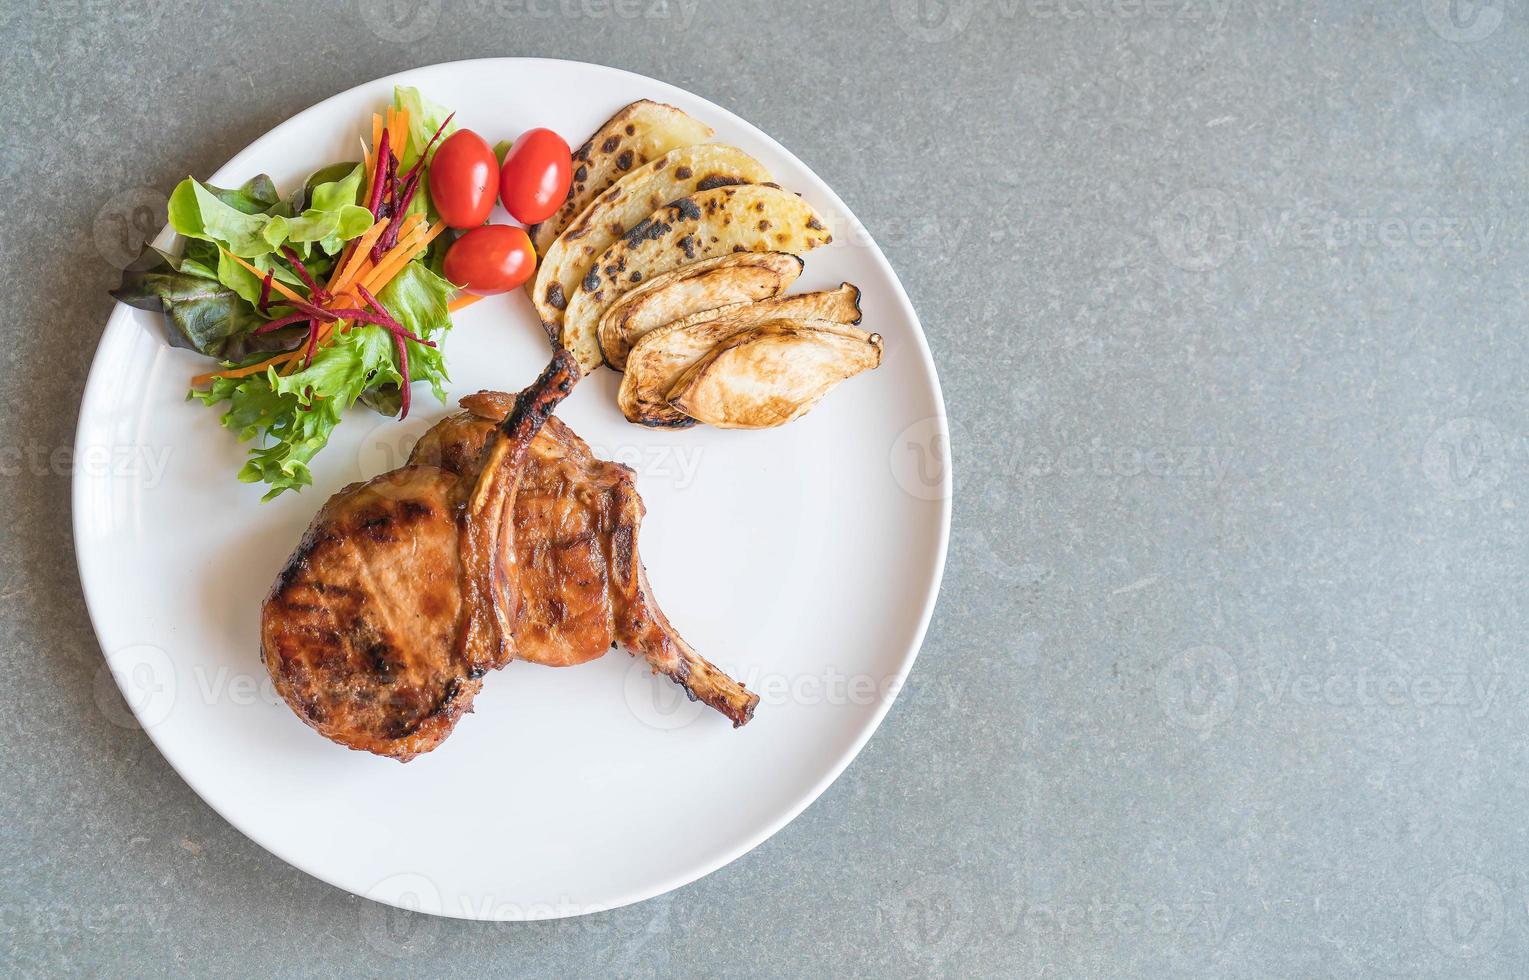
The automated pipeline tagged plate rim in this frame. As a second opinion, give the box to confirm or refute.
[72,56,952,920]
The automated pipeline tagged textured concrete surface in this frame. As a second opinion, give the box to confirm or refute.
[3,0,1527,976]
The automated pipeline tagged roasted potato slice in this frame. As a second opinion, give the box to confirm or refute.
[597,252,804,369]
[561,185,833,372]
[528,100,714,257]
[667,320,883,429]
[617,284,862,427]
[533,145,774,342]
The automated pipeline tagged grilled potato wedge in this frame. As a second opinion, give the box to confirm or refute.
[617,284,862,427]
[528,100,714,257]
[667,320,883,429]
[533,145,774,342]
[597,252,804,370]
[561,184,833,372]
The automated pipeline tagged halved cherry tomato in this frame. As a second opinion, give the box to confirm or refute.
[443,225,536,295]
[428,129,498,229]
[499,128,572,225]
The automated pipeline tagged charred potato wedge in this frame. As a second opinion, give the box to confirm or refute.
[528,100,714,257]
[667,320,883,429]
[597,252,804,370]
[561,185,833,372]
[533,145,774,342]
[617,284,862,427]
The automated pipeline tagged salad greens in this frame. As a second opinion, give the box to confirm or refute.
[111,86,465,500]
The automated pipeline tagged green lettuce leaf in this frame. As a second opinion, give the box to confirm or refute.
[393,86,458,222]
[169,170,373,261]
[111,247,265,358]
[285,203,374,255]
[169,179,286,257]
[215,249,312,307]
[203,174,281,215]
[379,260,454,400]
[196,258,457,499]
[177,239,222,280]
[393,85,457,170]
[290,162,362,214]
[200,325,399,498]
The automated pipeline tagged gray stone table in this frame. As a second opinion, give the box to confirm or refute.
[3,1,1526,976]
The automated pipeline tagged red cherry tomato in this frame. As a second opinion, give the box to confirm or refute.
[499,128,572,225]
[443,225,537,295]
[428,130,498,229]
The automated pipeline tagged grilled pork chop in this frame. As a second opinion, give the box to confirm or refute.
[260,353,578,760]
[410,391,760,727]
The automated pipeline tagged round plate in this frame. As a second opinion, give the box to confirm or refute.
[74,59,949,921]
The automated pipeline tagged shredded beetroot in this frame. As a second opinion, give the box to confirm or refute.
[280,245,328,304]
[373,113,454,258]
[257,272,274,313]
[302,322,321,368]
[355,284,432,418]
[399,112,454,189]
[377,173,423,255]
[326,309,436,345]
[252,311,313,336]
[389,330,411,418]
[386,149,400,205]
[367,129,391,220]
[285,297,341,323]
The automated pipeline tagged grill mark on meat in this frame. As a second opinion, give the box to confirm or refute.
[404,397,758,724]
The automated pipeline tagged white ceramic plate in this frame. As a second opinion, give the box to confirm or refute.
[74,59,949,921]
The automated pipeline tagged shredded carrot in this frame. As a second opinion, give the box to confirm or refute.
[192,350,298,387]
[194,103,465,394]
[221,250,306,304]
[393,107,410,155]
[357,219,446,296]
[327,212,422,303]
[359,228,435,296]
[328,218,391,294]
